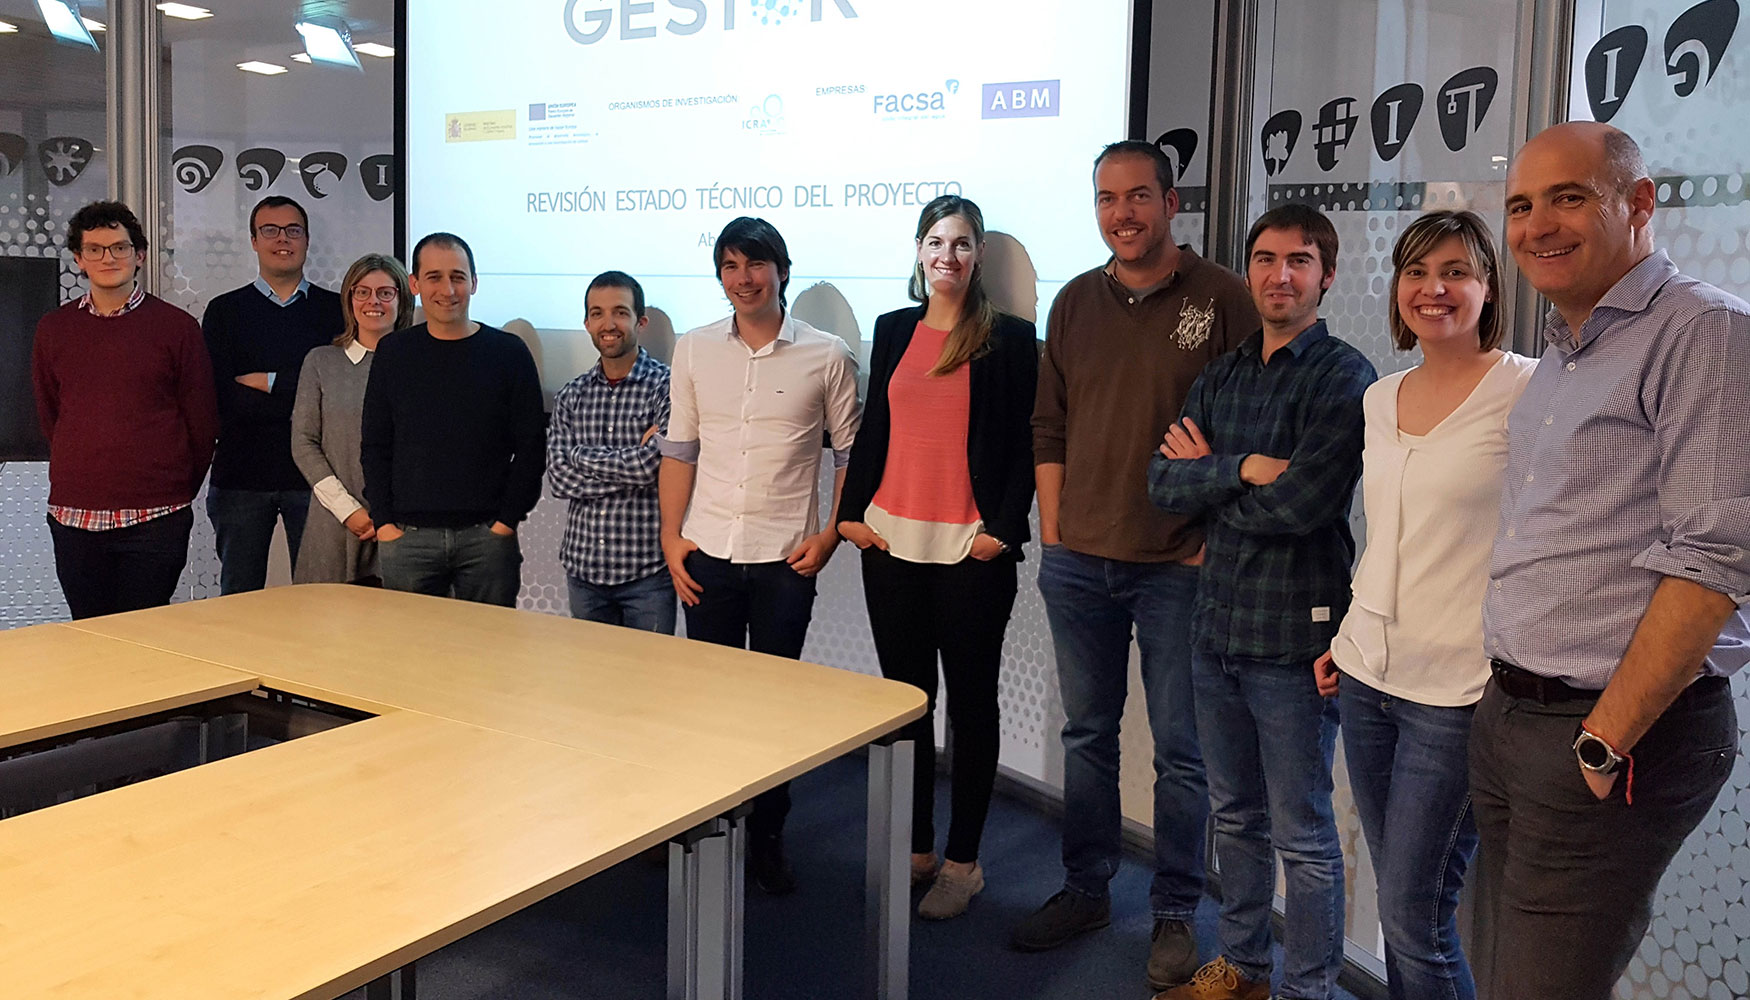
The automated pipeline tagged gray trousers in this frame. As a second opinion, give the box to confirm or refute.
[1468,675,1736,1000]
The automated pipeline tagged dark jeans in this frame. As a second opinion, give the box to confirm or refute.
[1193,649,1344,999]
[206,486,310,595]
[1339,674,1478,1000]
[1468,675,1737,1000]
[568,570,677,634]
[681,550,818,840]
[47,506,194,620]
[1036,545,1207,919]
[861,546,1018,863]
[379,522,523,607]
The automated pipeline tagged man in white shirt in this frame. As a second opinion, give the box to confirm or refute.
[658,216,862,894]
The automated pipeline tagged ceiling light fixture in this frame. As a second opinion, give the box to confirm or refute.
[236,60,289,75]
[290,52,312,63]
[0,20,19,33]
[35,0,98,49]
[82,16,103,30]
[353,42,395,58]
[294,14,361,69]
[156,3,212,19]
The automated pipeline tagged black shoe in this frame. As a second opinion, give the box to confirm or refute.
[1146,918,1199,990]
[749,837,797,896]
[1009,889,1111,951]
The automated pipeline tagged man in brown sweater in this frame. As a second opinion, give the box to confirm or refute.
[31,200,218,619]
[1012,141,1259,992]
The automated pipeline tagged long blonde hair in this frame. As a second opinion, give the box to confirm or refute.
[335,253,413,348]
[909,196,998,376]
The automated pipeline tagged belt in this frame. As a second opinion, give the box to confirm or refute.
[1488,659,1599,704]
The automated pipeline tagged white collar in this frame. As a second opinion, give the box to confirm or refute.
[344,340,370,364]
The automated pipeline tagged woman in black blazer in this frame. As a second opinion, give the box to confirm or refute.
[838,194,1037,919]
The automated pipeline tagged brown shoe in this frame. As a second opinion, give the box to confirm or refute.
[1152,956,1269,1000]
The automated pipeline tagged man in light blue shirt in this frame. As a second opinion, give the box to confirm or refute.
[1471,121,1750,998]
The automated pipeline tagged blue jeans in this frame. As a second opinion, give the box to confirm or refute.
[567,570,677,634]
[681,551,818,839]
[206,486,310,595]
[1037,545,1207,919]
[1339,674,1477,1000]
[379,522,522,607]
[1192,649,1343,999]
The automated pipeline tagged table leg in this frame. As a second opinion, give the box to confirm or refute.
[363,963,415,1000]
[865,738,914,1000]
[666,809,746,1000]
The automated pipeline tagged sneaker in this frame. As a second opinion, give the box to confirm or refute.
[917,863,984,920]
[749,836,797,896]
[1146,918,1200,989]
[1009,889,1111,951]
[1153,956,1269,1000]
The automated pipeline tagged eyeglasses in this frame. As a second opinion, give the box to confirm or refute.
[77,242,137,262]
[256,224,308,240]
[351,286,399,303]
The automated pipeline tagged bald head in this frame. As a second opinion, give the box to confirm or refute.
[1506,122,1658,328]
[1518,122,1648,195]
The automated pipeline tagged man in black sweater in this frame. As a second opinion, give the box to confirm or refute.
[202,195,343,593]
[362,232,546,606]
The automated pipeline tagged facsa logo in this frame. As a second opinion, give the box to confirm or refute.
[871,79,958,120]
[563,0,856,45]
[982,80,1060,119]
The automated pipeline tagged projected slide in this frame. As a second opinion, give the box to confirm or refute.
[406,0,1133,341]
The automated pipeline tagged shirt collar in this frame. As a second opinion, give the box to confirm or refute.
[586,346,654,384]
[344,340,370,364]
[1238,319,1329,361]
[729,312,796,349]
[1102,246,1192,301]
[1542,249,1677,352]
[78,284,145,318]
[254,275,311,306]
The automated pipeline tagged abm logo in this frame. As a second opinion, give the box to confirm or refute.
[563,0,856,44]
[982,80,1059,120]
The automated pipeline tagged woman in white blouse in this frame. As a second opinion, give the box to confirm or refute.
[1313,211,1534,1000]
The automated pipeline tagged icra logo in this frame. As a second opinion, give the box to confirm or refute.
[562,0,856,44]
[981,80,1060,119]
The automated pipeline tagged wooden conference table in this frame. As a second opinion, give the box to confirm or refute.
[0,585,927,1000]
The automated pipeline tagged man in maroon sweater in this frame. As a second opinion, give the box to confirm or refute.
[31,200,219,619]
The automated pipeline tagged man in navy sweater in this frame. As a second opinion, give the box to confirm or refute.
[201,195,343,593]
[362,232,546,606]
[32,200,219,619]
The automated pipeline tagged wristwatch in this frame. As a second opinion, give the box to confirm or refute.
[1573,725,1628,775]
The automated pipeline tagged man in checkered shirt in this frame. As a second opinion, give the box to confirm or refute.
[546,271,674,633]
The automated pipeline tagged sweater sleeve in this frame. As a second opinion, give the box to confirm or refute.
[290,351,343,492]
[31,314,59,445]
[202,296,283,425]
[1032,292,1070,465]
[361,343,397,527]
[176,310,220,492]
[497,337,549,527]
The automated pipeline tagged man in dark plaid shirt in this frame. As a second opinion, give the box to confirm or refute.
[1146,205,1374,1000]
[546,271,674,633]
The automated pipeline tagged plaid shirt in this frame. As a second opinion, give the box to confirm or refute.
[1148,321,1376,662]
[48,284,190,532]
[547,349,671,586]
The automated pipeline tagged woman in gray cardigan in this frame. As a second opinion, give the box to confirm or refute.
[291,253,413,584]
